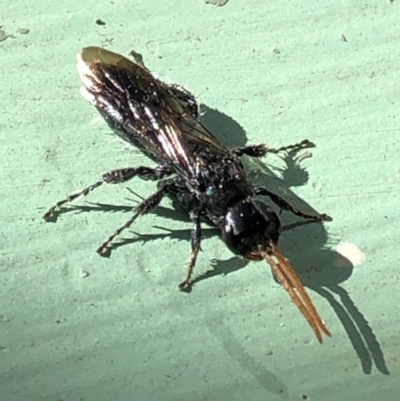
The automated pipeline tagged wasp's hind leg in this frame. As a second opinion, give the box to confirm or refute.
[43,165,172,221]
[167,84,200,120]
[96,182,173,256]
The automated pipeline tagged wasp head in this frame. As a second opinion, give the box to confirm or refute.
[221,198,280,260]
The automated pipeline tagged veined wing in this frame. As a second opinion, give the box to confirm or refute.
[77,46,229,179]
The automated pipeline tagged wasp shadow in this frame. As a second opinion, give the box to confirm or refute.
[60,104,387,375]
[201,105,388,375]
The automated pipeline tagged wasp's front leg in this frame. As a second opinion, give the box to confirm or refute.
[234,139,314,158]
[255,187,331,222]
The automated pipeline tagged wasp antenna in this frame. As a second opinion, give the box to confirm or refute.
[263,245,331,343]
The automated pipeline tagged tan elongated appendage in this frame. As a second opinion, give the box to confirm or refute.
[263,245,331,343]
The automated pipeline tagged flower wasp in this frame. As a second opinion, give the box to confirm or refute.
[43,47,332,342]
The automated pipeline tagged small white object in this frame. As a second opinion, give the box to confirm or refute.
[335,242,366,267]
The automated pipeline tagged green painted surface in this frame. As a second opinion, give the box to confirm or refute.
[1,1,399,400]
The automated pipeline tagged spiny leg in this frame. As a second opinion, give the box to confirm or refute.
[43,165,171,221]
[234,139,314,158]
[179,211,202,291]
[167,84,199,120]
[267,139,315,154]
[96,183,172,255]
[234,144,270,158]
[255,187,331,221]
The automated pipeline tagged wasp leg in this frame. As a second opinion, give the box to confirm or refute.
[255,187,331,221]
[179,211,202,291]
[43,165,172,221]
[96,183,172,255]
[234,144,269,158]
[167,84,199,120]
[234,139,314,158]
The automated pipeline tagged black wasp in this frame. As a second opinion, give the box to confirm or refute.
[43,47,331,342]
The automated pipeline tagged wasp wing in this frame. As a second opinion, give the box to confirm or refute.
[77,46,229,179]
